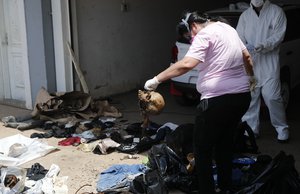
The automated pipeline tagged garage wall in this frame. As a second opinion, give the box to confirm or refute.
[74,0,228,98]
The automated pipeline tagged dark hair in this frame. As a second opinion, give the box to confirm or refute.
[177,23,189,35]
[187,11,230,28]
[176,23,191,43]
[187,11,210,25]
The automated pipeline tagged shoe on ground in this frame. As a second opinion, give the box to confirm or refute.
[1,115,16,123]
[277,128,289,143]
[277,138,289,144]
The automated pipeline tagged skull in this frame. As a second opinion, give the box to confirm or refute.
[138,90,165,115]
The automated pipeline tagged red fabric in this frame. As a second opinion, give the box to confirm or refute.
[58,137,81,146]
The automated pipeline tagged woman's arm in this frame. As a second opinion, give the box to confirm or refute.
[156,56,200,82]
[242,49,254,76]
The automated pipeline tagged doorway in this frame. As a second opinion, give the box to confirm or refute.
[0,0,32,109]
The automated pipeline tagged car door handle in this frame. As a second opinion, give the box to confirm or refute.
[286,51,293,56]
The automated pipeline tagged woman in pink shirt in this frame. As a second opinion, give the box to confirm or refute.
[144,11,254,193]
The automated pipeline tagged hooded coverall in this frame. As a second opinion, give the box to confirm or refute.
[236,0,289,141]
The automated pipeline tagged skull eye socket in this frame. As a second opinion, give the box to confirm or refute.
[146,94,151,100]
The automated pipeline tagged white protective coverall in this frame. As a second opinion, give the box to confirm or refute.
[236,0,289,140]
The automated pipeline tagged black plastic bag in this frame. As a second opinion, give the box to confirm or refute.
[234,121,259,154]
[130,169,168,194]
[147,143,198,193]
[235,151,300,194]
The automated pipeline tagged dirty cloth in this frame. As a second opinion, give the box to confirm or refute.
[0,134,57,166]
[1,115,44,130]
[72,130,96,140]
[26,163,49,181]
[58,137,81,146]
[97,164,148,192]
[24,164,68,194]
[96,138,121,154]
[77,138,120,154]
[30,87,122,124]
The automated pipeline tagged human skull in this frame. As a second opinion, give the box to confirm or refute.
[138,90,165,115]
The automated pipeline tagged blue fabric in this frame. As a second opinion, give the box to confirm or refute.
[232,168,244,186]
[96,164,148,192]
[233,157,256,165]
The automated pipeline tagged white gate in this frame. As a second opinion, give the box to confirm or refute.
[0,0,32,109]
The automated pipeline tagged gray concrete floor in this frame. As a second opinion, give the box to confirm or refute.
[1,81,300,186]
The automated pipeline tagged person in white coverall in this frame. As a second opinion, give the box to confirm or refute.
[236,0,289,142]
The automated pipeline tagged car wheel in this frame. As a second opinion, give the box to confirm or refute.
[281,81,290,109]
[174,93,200,106]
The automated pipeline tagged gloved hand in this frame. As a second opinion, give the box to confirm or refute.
[249,76,257,91]
[246,44,255,52]
[144,76,161,91]
[246,44,255,56]
[255,44,264,53]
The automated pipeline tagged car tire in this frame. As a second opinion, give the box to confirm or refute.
[174,93,200,106]
[281,80,290,110]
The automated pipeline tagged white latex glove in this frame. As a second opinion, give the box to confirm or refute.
[144,76,161,91]
[249,76,257,91]
[255,44,264,53]
[246,44,255,53]
[246,44,255,55]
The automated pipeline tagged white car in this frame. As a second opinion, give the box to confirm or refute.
[170,3,300,108]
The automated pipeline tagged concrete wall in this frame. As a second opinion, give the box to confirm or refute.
[74,0,227,98]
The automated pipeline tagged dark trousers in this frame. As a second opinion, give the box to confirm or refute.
[193,92,251,193]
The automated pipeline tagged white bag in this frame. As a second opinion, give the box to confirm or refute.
[0,166,26,194]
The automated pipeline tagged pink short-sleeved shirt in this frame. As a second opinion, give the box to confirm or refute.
[185,21,250,100]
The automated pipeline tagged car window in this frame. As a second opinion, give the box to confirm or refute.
[284,8,300,42]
